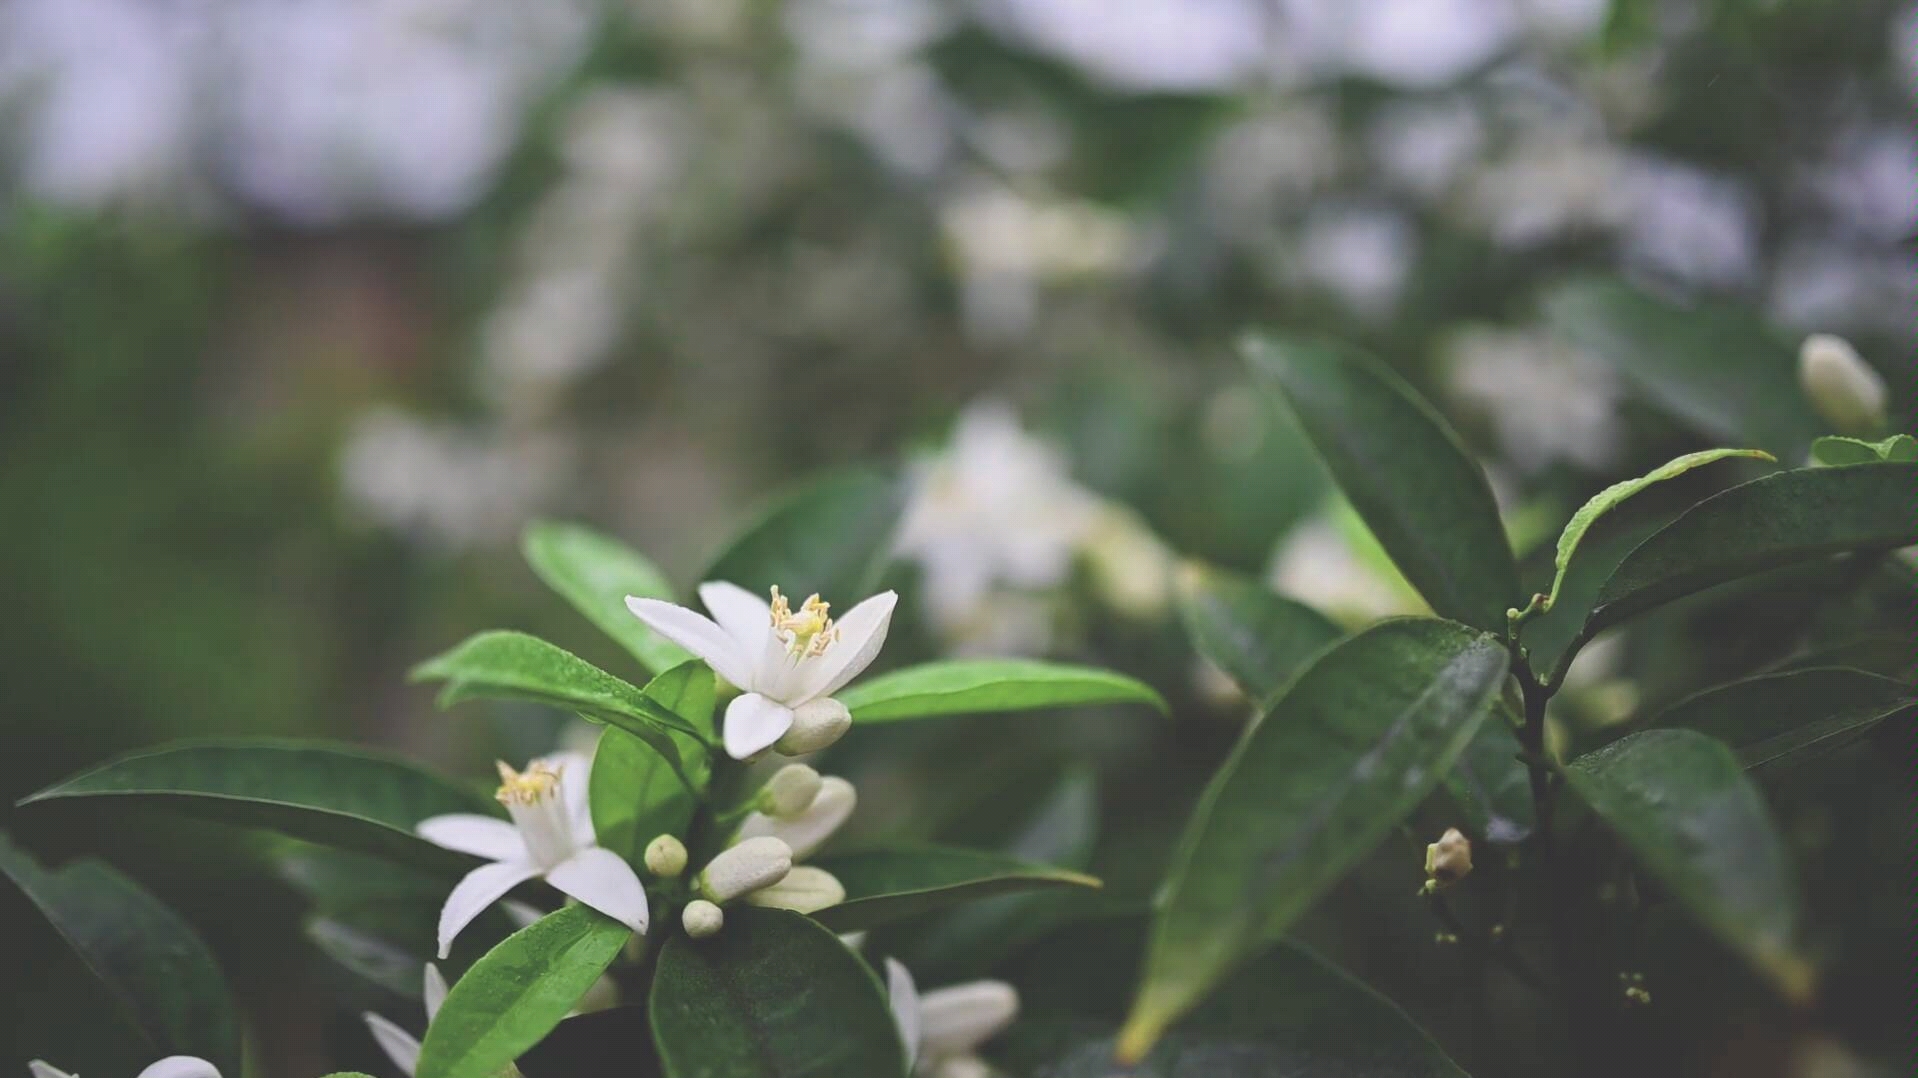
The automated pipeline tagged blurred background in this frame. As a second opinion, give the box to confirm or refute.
[0,0,1912,1074]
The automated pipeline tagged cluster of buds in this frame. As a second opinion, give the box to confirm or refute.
[1619,971,1651,1006]
[645,763,859,940]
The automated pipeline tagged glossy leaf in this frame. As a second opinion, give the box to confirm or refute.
[1176,562,1343,703]
[1810,434,1918,466]
[1119,618,1509,1061]
[838,659,1165,724]
[591,661,716,865]
[1543,277,1824,455]
[1566,463,1918,670]
[413,631,700,784]
[415,905,631,1078]
[1563,729,1810,998]
[19,740,494,868]
[1649,667,1914,773]
[1443,711,1534,845]
[808,843,1102,932]
[1246,334,1521,632]
[1542,448,1776,612]
[524,520,690,675]
[0,835,241,1076]
[650,907,908,1078]
[306,915,425,1000]
[702,468,906,604]
[998,916,1467,1078]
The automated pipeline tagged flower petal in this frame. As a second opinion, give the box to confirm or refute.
[437,859,540,959]
[363,1011,423,1077]
[29,1063,77,1078]
[625,596,756,690]
[547,847,650,935]
[723,692,795,760]
[735,776,855,860]
[794,590,897,702]
[417,814,526,862]
[540,750,595,843]
[134,1059,224,1078]
[500,900,547,929]
[698,580,776,655]
[918,981,1018,1056]
[423,962,449,1020]
[885,958,922,1069]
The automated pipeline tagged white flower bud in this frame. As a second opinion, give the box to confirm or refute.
[644,834,688,877]
[930,1058,993,1078]
[758,764,823,818]
[736,776,857,860]
[919,981,1019,1054]
[742,866,846,914]
[775,697,852,755]
[682,899,725,939]
[1799,334,1887,435]
[698,836,793,903]
[1424,827,1473,889]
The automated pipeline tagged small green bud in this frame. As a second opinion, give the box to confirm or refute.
[682,899,724,939]
[645,834,689,877]
[758,764,823,818]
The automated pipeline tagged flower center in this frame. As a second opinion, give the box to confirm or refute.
[495,759,563,806]
[769,586,838,659]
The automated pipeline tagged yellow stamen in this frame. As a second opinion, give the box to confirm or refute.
[769,585,838,659]
[495,759,563,805]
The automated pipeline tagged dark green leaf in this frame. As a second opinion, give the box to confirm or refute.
[415,905,631,1078]
[650,907,907,1078]
[1563,729,1810,998]
[1811,434,1918,466]
[809,843,1102,932]
[19,740,494,869]
[838,660,1165,724]
[524,520,690,675]
[1542,448,1775,612]
[1119,619,1509,1060]
[0,835,241,1076]
[1543,277,1824,455]
[1648,667,1914,773]
[1176,562,1343,703]
[702,468,906,604]
[592,661,716,865]
[1246,334,1521,632]
[1564,463,1918,673]
[1443,711,1534,845]
[996,916,1468,1078]
[306,915,425,1000]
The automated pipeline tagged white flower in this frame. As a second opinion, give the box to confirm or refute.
[29,1059,219,1078]
[625,583,897,759]
[886,959,1019,1078]
[731,774,856,913]
[362,963,450,1077]
[1799,334,1888,436]
[1444,326,1625,474]
[416,752,648,959]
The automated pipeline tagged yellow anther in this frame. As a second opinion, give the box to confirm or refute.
[495,759,563,805]
[769,586,838,659]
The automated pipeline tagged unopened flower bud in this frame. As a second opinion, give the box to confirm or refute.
[645,834,688,877]
[775,698,851,755]
[682,899,724,939]
[1799,334,1887,435]
[1424,828,1472,889]
[919,980,1019,1049]
[758,764,823,818]
[931,1059,992,1078]
[743,866,847,914]
[698,836,793,903]
[736,776,856,860]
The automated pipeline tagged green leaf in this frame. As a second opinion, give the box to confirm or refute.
[1443,712,1534,845]
[0,834,241,1076]
[524,520,691,675]
[306,914,426,1000]
[1540,448,1776,612]
[1562,462,1918,674]
[702,468,906,604]
[1563,729,1810,999]
[592,661,717,865]
[413,631,702,785]
[650,907,908,1078]
[1175,562,1343,703]
[1118,618,1510,1061]
[19,740,494,868]
[837,659,1166,724]
[1246,334,1522,632]
[996,916,1468,1078]
[1811,434,1918,466]
[1543,277,1824,455]
[1648,667,1914,773]
[808,843,1103,932]
[415,905,631,1078]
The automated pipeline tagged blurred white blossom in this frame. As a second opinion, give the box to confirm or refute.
[338,407,568,549]
[1368,100,1486,199]
[1445,326,1625,473]
[1294,204,1416,317]
[1612,154,1758,287]
[978,0,1266,91]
